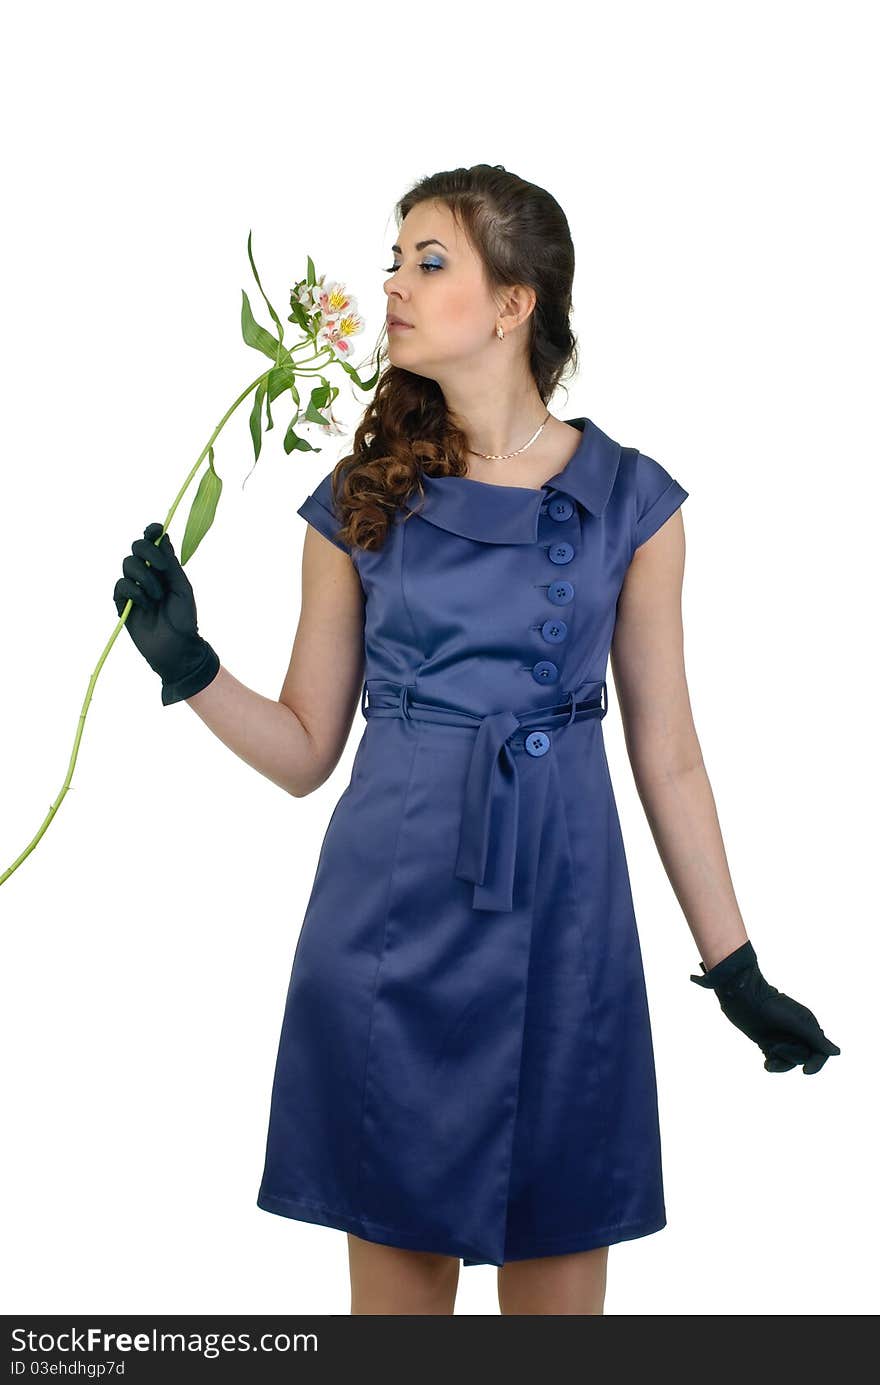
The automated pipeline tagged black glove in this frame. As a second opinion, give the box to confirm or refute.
[691,940,840,1074]
[113,522,220,706]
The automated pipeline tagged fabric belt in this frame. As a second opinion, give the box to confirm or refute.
[360,677,608,913]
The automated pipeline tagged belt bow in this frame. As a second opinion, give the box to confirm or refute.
[361,679,607,914]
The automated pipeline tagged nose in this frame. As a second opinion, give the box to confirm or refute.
[385,292,411,313]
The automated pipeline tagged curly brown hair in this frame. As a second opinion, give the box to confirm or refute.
[329,163,580,553]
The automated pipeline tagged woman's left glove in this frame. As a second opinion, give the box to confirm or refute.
[690,940,841,1074]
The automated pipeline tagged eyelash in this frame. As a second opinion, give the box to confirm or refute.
[382,262,442,274]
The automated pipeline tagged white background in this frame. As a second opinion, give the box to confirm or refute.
[1,0,875,1317]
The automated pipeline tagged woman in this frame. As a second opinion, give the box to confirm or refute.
[114,164,839,1315]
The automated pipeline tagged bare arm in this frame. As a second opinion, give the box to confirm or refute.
[186,525,365,797]
[610,509,749,971]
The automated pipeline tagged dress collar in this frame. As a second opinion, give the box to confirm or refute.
[400,417,622,545]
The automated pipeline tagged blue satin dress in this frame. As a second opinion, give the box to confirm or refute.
[256,416,688,1266]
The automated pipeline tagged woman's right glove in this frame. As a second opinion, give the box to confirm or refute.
[113,522,220,706]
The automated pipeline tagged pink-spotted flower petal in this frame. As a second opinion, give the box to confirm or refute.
[317,308,365,361]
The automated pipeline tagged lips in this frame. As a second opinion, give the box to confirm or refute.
[387,316,413,328]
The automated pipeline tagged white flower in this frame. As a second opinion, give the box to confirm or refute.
[316,304,365,362]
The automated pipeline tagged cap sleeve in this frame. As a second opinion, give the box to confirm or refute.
[296,468,351,554]
[634,451,688,549]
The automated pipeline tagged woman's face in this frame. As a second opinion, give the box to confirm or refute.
[383,200,517,381]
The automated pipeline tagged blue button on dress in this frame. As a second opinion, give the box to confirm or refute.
[256,416,689,1267]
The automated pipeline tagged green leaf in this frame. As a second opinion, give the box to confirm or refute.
[287,299,312,334]
[283,419,318,454]
[337,354,382,391]
[181,452,223,566]
[241,289,292,365]
[266,363,296,403]
[306,255,316,287]
[247,230,285,353]
[303,399,329,424]
[298,381,338,425]
[249,376,267,461]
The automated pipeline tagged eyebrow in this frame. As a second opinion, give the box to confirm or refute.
[390,239,448,253]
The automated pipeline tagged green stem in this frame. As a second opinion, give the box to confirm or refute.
[0,367,269,889]
[160,371,267,532]
[289,343,334,369]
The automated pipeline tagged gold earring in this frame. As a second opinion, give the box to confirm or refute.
[496,325,504,340]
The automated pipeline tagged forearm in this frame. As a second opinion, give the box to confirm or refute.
[632,757,749,970]
[184,663,321,797]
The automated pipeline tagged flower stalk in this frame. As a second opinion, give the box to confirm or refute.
[1,234,377,890]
